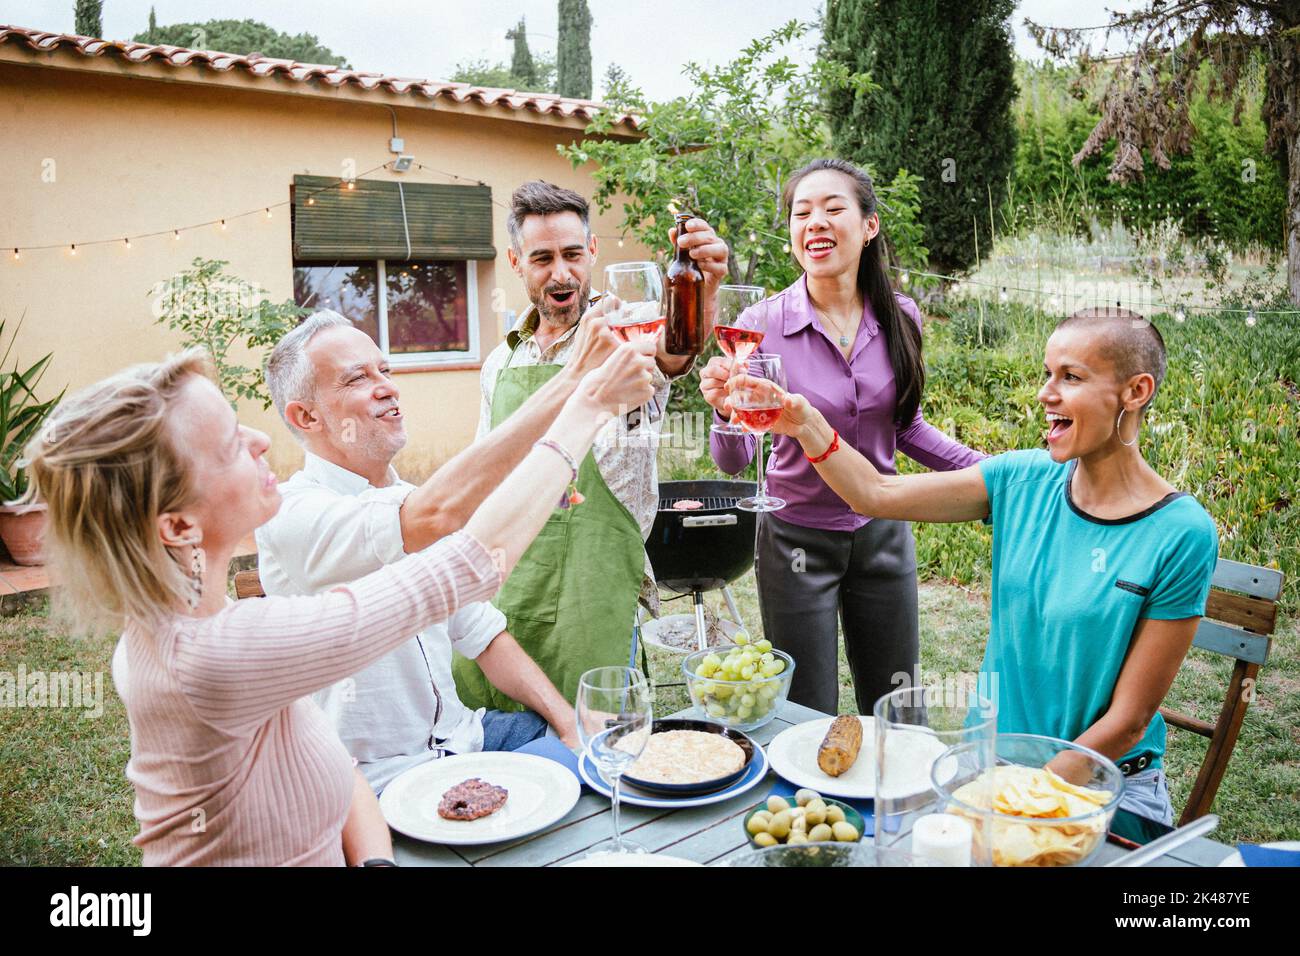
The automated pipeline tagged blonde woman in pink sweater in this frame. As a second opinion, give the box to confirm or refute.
[27,338,656,866]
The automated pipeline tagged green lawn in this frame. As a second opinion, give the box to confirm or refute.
[3,567,1293,865]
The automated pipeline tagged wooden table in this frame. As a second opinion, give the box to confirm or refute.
[393,701,1235,867]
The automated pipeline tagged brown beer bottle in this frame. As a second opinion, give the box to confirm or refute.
[666,212,707,355]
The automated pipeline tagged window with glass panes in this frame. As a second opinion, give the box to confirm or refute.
[290,176,494,365]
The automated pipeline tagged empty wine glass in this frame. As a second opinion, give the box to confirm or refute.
[576,666,654,855]
[731,353,787,512]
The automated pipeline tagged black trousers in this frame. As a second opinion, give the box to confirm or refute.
[754,512,919,716]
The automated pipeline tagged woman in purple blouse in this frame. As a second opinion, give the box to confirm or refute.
[701,158,985,714]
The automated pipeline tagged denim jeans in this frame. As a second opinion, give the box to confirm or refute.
[480,709,549,752]
[1118,767,1175,825]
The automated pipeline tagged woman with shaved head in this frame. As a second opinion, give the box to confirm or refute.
[745,307,1218,824]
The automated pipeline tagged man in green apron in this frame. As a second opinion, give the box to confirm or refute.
[455,180,729,708]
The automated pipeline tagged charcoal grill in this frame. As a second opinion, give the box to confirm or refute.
[644,479,757,653]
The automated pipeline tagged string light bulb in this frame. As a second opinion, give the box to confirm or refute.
[219,219,227,230]
[11,249,18,261]
[617,238,624,248]
[782,242,791,254]
[265,208,272,219]
[307,197,316,206]
[1175,308,1186,323]
[749,231,758,243]
[69,244,76,255]
[123,238,131,249]
[900,271,910,286]
[345,180,355,190]
[999,287,1008,303]
[1246,309,1257,327]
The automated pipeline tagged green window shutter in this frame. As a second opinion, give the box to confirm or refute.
[292,176,496,261]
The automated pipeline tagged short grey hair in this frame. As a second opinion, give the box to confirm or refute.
[265,309,355,436]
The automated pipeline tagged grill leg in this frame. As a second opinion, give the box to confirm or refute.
[721,585,746,633]
[693,591,708,653]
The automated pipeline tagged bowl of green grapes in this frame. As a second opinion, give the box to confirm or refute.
[682,637,795,732]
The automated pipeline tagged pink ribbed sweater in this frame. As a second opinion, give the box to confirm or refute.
[112,530,500,866]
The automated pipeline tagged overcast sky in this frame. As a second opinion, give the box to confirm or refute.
[1,1,1143,100]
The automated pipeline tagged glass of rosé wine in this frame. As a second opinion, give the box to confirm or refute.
[711,285,768,435]
[731,353,787,513]
[603,262,665,434]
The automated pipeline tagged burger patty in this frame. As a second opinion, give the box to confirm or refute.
[437,778,509,821]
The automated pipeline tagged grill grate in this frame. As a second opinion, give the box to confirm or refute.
[658,495,742,512]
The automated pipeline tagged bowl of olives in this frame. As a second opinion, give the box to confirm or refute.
[742,789,864,849]
[682,638,794,732]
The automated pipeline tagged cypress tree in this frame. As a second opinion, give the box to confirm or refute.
[506,19,538,90]
[557,0,593,99]
[74,0,103,38]
[147,6,157,42]
[824,0,1017,273]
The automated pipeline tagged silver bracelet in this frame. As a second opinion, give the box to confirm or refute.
[535,439,581,509]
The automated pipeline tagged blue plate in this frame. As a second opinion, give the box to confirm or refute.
[580,741,770,809]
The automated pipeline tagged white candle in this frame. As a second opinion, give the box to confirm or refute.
[912,813,973,867]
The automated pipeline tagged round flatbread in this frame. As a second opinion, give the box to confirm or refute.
[626,730,745,784]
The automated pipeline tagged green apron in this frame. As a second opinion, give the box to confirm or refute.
[451,350,646,711]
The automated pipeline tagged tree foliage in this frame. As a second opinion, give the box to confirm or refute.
[557,0,593,99]
[1026,1,1300,301]
[151,259,309,410]
[451,52,557,91]
[1010,58,1285,250]
[74,0,103,38]
[824,0,1018,274]
[507,18,538,90]
[561,20,928,296]
[130,18,350,67]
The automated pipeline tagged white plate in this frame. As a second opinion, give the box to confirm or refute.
[766,716,947,800]
[639,614,741,655]
[1217,840,1300,866]
[380,752,580,846]
[578,743,769,809]
[564,852,702,867]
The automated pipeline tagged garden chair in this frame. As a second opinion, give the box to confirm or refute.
[1159,557,1283,825]
[233,568,264,600]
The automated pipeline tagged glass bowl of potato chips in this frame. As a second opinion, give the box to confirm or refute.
[933,734,1124,867]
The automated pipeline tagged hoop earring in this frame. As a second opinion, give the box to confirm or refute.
[188,544,206,609]
[1116,409,1138,447]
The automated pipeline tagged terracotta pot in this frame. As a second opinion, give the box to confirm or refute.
[0,502,48,566]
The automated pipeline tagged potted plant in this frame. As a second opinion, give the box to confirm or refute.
[0,315,63,566]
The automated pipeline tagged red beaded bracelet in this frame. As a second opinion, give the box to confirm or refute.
[805,430,840,463]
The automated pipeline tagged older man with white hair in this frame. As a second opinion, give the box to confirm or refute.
[256,307,621,792]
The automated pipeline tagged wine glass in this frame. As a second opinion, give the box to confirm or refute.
[731,353,787,512]
[604,262,664,436]
[576,665,654,855]
[711,285,768,435]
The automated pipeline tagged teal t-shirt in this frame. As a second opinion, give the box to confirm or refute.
[978,449,1219,768]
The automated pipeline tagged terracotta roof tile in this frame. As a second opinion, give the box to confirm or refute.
[0,24,639,129]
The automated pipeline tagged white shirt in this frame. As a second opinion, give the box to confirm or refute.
[255,452,507,793]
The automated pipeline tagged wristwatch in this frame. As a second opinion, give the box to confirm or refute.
[358,858,398,867]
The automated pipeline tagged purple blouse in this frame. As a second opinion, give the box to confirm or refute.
[710,275,986,532]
